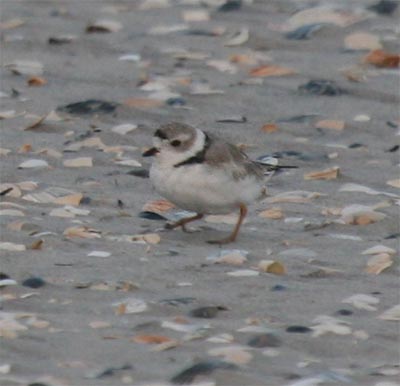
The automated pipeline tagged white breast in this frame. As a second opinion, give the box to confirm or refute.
[149,162,264,214]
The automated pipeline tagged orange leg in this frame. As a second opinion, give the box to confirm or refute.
[165,213,204,233]
[208,203,247,244]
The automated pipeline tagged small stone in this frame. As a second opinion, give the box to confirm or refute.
[298,79,345,96]
[218,0,242,12]
[247,333,282,348]
[286,325,312,333]
[189,306,226,319]
[368,0,398,15]
[57,100,118,115]
[271,284,287,291]
[22,277,46,288]
[335,309,353,316]
[170,360,237,384]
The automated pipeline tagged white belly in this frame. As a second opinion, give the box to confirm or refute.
[150,163,263,214]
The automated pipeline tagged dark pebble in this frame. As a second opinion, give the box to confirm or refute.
[276,114,320,123]
[54,263,74,267]
[138,211,166,221]
[286,325,312,333]
[160,297,196,306]
[57,99,118,115]
[80,196,92,205]
[272,150,302,158]
[104,171,122,176]
[384,233,400,239]
[127,168,149,178]
[387,120,399,128]
[189,306,227,319]
[28,383,50,386]
[285,23,324,40]
[216,116,247,123]
[336,309,353,316]
[348,143,365,149]
[11,88,20,98]
[386,144,399,152]
[185,29,217,37]
[247,333,282,348]
[0,273,10,280]
[298,79,345,96]
[166,97,186,106]
[170,360,237,384]
[48,36,73,45]
[284,373,302,381]
[368,0,398,15]
[117,199,124,209]
[271,284,287,291]
[95,364,132,379]
[22,277,46,289]
[218,0,242,12]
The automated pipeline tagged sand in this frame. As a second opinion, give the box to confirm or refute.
[0,1,399,385]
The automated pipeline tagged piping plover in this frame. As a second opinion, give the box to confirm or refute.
[143,122,291,244]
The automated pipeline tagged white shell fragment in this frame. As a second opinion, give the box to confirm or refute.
[226,269,259,277]
[112,297,148,314]
[0,364,11,374]
[0,242,26,251]
[182,10,210,22]
[206,60,237,74]
[339,204,386,225]
[378,305,400,321]
[362,245,396,255]
[224,27,249,46]
[365,253,393,274]
[311,315,352,337]
[0,209,25,217]
[208,249,248,265]
[208,345,253,365]
[344,32,382,51]
[342,294,380,311]
[111,123,137,135]
[118,54,141,62]
[161,320,210,333]
[0,279,18,287]
[114,159,142,167]
[18,159,49,169]
[339,183,399,198]
[87,251,111,258]
[63,157,93,168]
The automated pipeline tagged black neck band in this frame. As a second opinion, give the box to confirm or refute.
[174,133,211,168]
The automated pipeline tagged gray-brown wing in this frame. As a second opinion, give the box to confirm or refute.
[204,136,264,181]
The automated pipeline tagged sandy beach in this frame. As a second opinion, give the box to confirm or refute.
[0,1,399,385]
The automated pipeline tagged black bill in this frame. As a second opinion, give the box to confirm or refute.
[142,147,159,157]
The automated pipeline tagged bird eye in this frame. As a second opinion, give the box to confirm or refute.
[170,140,181,147]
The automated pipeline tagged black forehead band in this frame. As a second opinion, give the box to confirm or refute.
[154,129,167,140]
